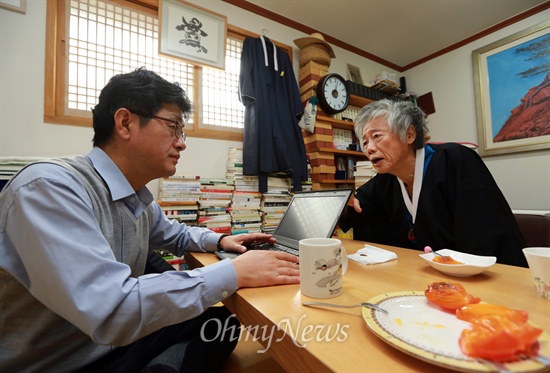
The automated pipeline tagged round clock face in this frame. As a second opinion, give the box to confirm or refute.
[316,73,350,115]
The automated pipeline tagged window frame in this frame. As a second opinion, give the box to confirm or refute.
[44,0,293,142]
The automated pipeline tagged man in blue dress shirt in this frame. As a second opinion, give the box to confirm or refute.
[0,67,300,372]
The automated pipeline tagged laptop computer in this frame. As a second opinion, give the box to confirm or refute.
[215,188,353,259]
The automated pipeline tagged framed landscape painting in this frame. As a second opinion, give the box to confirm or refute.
[472,20,549,156]
[158,0,227,70]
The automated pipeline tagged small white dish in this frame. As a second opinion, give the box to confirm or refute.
[419,249,496,277]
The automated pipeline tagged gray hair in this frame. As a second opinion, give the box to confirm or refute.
[354,99,429,151]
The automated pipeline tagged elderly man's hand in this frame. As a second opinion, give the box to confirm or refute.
[353,196,363,213]
[231,250,300,288]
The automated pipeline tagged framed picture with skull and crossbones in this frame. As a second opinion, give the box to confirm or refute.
[159,0,227,70]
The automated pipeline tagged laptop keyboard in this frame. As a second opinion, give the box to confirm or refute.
[247,242,299,256]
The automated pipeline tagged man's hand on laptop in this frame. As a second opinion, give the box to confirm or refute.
[218,233,276,254]
[232,250,300,288]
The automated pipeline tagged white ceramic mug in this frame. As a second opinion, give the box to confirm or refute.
[523,247,550,300]
[299,238,348,299]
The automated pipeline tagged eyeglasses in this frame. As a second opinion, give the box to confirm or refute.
[131,110,186,141]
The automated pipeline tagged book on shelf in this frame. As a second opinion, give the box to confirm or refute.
[198,214,231,222]
[261,194,292,202]
[231,216,262,224]
[163,208,197,217]
[198,199,232,208]
[159,196,200,203]
[165,257,186,271]
[160,192,201,198]
[354,160,376,179]
[226,167,244,174]
[260,206,288,214]
[159,202,198,225]
[159,201,198,208]
[232,199,262,206]
[232,221,262,228]
[199,221,232,229]
[167,174,200,180]
[207,226,232,234]
[159,177,201,204]
[229,207,261,214]
[200,178,233,185]
[354,170,376,177]
[225,172,243,180]
[200,184,235,190]
[160,183,201,191]
[356,160,375,167]
[226,161,243,168]
[231,228,261,235]
[230,198,261,205]
[166,214,197,222]
[233,190,262,197]
[200,191,233,199]
[198,207,229,216]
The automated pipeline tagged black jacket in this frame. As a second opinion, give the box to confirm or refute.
[339,143,527,267]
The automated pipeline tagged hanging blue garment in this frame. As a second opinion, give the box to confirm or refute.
[239,36,307,192]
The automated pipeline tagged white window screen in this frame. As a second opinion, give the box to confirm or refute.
[66,0,244,130]
[202,38,244,129]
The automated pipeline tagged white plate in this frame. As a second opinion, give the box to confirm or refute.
[419,249,496,277]
[362,291,550,372]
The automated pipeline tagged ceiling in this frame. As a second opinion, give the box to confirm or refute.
[225,0,548,70]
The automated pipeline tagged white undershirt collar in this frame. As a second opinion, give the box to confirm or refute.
[397,147,425,225]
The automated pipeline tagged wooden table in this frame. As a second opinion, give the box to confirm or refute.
[185,239,550,372]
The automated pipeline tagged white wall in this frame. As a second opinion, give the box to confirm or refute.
[406,12,550,210]
[1,1,548,209]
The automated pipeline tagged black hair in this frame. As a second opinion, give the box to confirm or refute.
[91,67,192,146]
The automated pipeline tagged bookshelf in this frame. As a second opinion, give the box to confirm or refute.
[317,115,353,130]
[314,147,363,157]
[296,56,371,190]
[348,94,374,108]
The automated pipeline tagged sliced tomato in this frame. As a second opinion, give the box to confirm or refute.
[456,303,529,323]
[459,315,543,360]
[433,256,463,265]
[425,281,481,310]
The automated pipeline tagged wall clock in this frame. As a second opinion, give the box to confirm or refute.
[316,73,350,115]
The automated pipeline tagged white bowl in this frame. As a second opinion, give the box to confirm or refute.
[419,249,497,277]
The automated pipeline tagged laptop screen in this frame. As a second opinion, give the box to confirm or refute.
[274,189,352,249]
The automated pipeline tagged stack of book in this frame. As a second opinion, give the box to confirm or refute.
[354,160,377,188]
[265,174,290,194]
[153,249,187,271]
[260,193,292,233]
[230,190,262,234]
[226,147,244,181]
[159,203,198,226]
[233,175,260,193]
[158,175,201,204]
[157,175,201,226]
[222,147,262,234]
[300,182,313,192]
[197,178,233,227]
[258,174,292,233]
[199,178,234,208]
[197,213,232,235]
